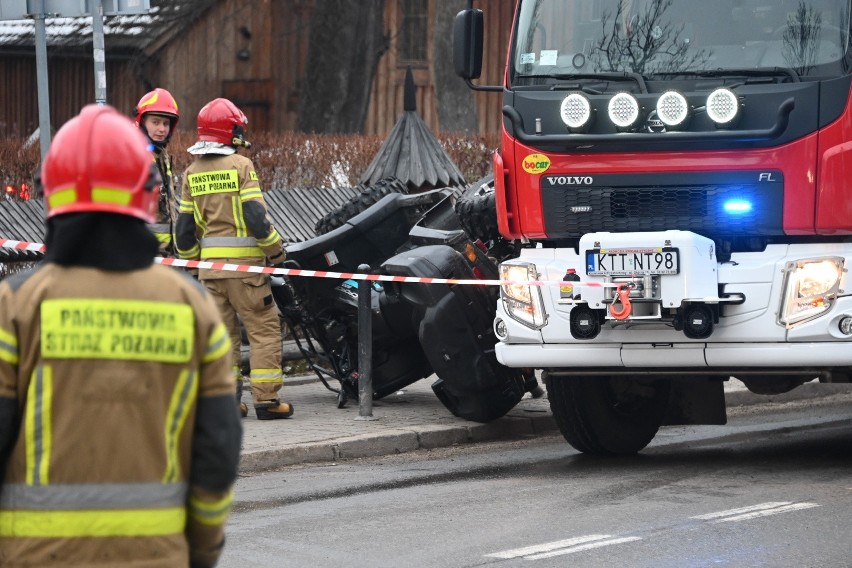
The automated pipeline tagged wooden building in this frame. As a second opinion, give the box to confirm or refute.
[0,0,515,138]
[369,0,515,136]
[0,2,216,138]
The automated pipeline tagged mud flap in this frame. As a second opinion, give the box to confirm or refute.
[662,377,728,425]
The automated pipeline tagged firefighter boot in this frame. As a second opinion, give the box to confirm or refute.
[523,368,546,399]
[255,400,295,420]
[237,377,248,418]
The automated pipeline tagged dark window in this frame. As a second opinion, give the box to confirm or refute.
[399,0,427,64]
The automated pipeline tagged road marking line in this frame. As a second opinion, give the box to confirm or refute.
[526,537,643,560]
[485,534,642,560]
[485,535,612,559]
[486,500,820,561]
[691,501,820,523]
[712,502,820,523]
[690,502,792,520]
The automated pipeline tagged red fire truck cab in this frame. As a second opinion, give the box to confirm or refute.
[455,0,852,454]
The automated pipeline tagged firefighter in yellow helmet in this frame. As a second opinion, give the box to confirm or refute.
[0,104,242,567]
[134,87,180,255]
[175,98,294,420]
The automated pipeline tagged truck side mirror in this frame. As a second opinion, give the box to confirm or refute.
[453,9,484,80]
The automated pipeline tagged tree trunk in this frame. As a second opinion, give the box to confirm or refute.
[432,0,479,133]
[298,0,388,133]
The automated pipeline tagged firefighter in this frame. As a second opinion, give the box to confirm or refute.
[175,97,294,420]
[0,105,241,566]
[134,87,180,255]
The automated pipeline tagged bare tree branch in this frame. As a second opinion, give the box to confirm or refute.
[590,0,710,74]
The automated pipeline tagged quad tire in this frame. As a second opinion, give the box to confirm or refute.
[454,174,500,243]
[314,177,408,235]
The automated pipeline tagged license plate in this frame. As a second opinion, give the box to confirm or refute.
[585,247,679,276]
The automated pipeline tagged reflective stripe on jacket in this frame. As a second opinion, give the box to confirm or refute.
[200,236,264,260]
[147,222,173,245]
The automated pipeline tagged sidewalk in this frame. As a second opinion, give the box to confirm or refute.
[238,375,851,473]
[239,375,552,472]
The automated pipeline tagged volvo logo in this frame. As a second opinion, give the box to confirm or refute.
[646,118,666,132]
[545,176,594,186]
[645,111,666,133]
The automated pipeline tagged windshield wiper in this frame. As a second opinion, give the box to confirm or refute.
[652,67,801,83]
[515,71,649,93]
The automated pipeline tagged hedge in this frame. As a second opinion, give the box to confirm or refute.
[1,131,500,193]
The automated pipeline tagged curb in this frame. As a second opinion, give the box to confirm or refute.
[282,374,320,387]
[239,412,559,473]
[723,382,851,407]
[237,381,851,473]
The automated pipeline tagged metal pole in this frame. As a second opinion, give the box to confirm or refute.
[356,264,376,420]
[32,0,51,161]
[91,0,107,105]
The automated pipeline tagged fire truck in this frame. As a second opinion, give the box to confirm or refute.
[454,0,852,453]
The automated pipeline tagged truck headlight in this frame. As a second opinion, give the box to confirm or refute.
[778,257,845,327]
[608,92,640,130]
[560,93,593,132]
[500,262,547,329]
[656,91,690,128]
[706,88,740,127]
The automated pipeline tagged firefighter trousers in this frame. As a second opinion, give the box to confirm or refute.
[203,275,283,405]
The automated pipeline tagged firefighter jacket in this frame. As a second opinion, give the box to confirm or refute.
[0,263,242,567]
[148,147,177,254]
[175,153,286,280]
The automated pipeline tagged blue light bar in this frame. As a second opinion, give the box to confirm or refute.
[724,200,752,214]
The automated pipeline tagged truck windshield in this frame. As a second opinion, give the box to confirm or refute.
[511,0,851,84]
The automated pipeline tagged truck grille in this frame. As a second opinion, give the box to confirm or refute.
[540,172,784,239]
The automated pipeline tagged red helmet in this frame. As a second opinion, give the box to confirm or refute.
[197,98,251,147]
[134,88,180,128]
[42,104,159,223]
[134,88,179,146]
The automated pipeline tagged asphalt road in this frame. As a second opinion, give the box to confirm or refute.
[219,392,852,568]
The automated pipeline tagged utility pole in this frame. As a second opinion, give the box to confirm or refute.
[91,0,107,105]
[32,0,51,161]
[0,1,151,161]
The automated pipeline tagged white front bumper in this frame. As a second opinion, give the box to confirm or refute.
[495,341,852,368]
[495,234,852,369]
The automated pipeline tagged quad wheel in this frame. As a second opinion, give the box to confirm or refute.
[314,177,408,235]
[544,372,671,455]
[454,174,501,243]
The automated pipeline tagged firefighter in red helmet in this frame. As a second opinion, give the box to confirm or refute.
[134,87,180,254]
[0,104,241,567]
[175,98,294,420]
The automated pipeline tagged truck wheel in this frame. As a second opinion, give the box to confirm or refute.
[455,175,500,242]
[314,177,408,235]
[545,374,671,455]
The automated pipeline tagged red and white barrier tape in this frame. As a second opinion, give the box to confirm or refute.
[157,256,515,286]
[0,239,45,253]
[1,238,618,288]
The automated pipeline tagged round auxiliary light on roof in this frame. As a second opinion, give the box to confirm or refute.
[607,92,640,130]
[560,93,593,132]
[706,88,740,126]
[656,91,690,128]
